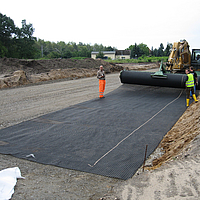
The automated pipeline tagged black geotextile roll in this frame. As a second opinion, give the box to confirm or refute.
[0,84,187,180]
[120,70,200,89]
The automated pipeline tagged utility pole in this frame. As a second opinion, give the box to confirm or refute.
[41,45,43,57]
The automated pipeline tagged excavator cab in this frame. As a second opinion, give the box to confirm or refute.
[191,49,200,72]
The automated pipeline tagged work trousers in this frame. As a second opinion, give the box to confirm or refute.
[99,79,106,98]
[186,87,194,99]
[190,85,196,96]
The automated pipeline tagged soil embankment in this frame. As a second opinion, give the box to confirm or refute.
[0,58,160,89]
[0,58,123,89]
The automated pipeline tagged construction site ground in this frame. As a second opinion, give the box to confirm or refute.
[0,60,200,199]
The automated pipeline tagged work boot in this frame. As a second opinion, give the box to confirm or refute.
[192,94,198,103]
[186,99,190,107]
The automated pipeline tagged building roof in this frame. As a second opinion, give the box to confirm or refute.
[91,50,131,55]
[91,51,116,54]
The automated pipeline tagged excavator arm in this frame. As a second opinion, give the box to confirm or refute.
[166,40,191,72]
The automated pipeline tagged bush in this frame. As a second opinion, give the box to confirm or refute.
[71,57,87,60]
[105,56,168,64]
[147,58,152,62]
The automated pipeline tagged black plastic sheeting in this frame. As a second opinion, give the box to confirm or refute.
[0,84,187,180]
[120,70,200,90]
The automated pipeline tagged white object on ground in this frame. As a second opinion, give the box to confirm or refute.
[26,154,35,158]
[0,167,24,200]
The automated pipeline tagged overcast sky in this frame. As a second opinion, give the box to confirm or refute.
[1,0,200,50]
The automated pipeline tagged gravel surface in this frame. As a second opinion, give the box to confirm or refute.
[0,73,121,129]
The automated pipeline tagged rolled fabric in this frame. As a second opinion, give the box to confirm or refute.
[120,70,200,90]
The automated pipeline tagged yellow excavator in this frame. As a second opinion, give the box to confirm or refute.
[121,39,200,89]
[166,39,200,73]
[152,40,200,77]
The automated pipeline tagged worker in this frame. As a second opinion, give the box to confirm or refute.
[97,65,106,98]
[189,66,198,96]
[185,68,198,107]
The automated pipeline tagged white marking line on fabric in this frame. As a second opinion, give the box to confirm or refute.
[88,90,183,167]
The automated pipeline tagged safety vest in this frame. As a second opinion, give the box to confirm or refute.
[186,73,194,87]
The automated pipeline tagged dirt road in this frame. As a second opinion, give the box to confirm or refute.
[0,73,122,129]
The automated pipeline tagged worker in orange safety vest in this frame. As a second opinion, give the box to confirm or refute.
[97,65,106,98]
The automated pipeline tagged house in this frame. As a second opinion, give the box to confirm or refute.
[115,50,131,60]
[91,51,116,60]
[91,50,131,60]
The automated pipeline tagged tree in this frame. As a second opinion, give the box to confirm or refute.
[47,51,60,59]
[104,46,114,51]
[63,50,72,58]
[0,13,16,57]
[0,13,37,58]
[15,20,37,58]
[34,39,117,59]
[96,51,104,59]
[151,47,154,56]
[128,43,138,58]
[158,43,164,57]
[138,43,149,56]
[128,43,149,58]
[93,43,104,52]
[0,41,8,57]
[77,46,89,57]
[153,48,158,57]
[164,43,172,56]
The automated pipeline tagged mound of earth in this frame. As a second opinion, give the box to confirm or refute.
[152,100,200,167]
[0,58,123,89]
[0,58,160,89]
[116,62,160,71]
[142,98,200,171]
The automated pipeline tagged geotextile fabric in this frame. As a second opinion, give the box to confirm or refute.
[0,84,187,180]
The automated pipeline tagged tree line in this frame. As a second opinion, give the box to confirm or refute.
[0,13,172,59]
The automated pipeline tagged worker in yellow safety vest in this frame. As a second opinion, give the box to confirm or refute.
[185,69,198,107]
[97,65,106,98]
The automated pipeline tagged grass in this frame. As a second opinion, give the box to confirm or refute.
[29,56,168,63]
[104,56,168,64]
[70,57,87,60]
